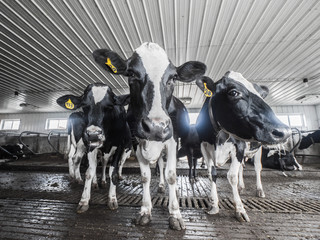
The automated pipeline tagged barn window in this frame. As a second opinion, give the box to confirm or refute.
[276,114,305,127]
[45,119,67,130]
[0,119,21,130]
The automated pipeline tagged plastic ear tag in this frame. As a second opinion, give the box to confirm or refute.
[65,99,74,109]
[203,83,213,97]
[105,58,117,73]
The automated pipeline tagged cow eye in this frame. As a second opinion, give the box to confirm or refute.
[167,78,175,86]
[127,70,136,78]
[228,89,240,97]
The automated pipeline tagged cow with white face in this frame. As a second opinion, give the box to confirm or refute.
[93,42,206,230]
[57,83,132,213]
[196,72,291,222]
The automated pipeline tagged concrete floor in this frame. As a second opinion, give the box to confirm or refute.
[0,155,320,239]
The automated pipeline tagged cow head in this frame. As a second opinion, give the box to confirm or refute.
[196,71,291,145]
[93,43,206,160]
[57,83,129,151]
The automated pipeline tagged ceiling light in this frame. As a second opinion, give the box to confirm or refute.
[179,97,192,105]
[303,78,309,88]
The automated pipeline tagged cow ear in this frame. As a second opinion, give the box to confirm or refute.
[253,84,269,99]
[115,94,130,106]
[56,95,82,110]
[196,76,215,97]
[93,49,128,75]
[176,61,207,82]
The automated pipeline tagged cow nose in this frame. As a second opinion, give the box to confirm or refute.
[86,129,103,135]
[141,117,171,141]
[271,127,291,142]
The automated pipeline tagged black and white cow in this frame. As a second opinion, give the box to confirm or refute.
[57,83,132,213]
[66,112,127,186]
[195,72,291,222]
[0,143,26,159]
[93,42,206,230]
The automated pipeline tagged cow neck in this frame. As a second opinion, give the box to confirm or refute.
[208,97,221,135]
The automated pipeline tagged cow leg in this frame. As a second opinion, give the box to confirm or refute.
[201,143,219,215]
[193,157,198,181]
[238,162,245,193]
[135,147,152,226]
[166,138,185,230]
[254,147,265,198]
[187,152,194,184]
[77,148,98,213]
[68,144,76,179]
[73,140,86,185]
[108,164,118,210]
[157,155,165,193]
[118,149,131,180]
[101,147,117,188]
[228,157,250,222]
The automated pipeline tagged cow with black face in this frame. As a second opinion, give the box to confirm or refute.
[196,72,291,222]
[93,42,206,230]
[57,83,132,213]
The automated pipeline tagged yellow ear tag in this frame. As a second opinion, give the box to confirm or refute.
[65,99,74,109]
[105,58,117,73]
[203,82,213,97]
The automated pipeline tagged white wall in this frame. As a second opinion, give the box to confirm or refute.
[272,105,319,131]
[0,112,71,133]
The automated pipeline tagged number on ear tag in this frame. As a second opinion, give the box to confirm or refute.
[105,58,117,73]
[65,99,74,109]
[204,83,213,97]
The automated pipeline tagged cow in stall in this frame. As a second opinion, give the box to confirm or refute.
[93,42,206,230]
[177,124,203,183]
[0,143,27,159]
[195,72,291,222]
[299,129,320,150]
[57,83,132,213]
[66,112,128,186]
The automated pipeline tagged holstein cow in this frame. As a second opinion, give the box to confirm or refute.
[66,112,127,186]
[93,42,206,230]
[195,72,291,222]
[57,83,132,213]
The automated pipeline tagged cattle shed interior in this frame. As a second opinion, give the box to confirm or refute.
[1,0,320,239]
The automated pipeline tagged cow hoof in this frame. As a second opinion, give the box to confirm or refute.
[135,213,151,226]
[158,186,165,193]
[238,186,245,193]
[77,204,89,213]
[194,177,199,182]
[206,206,219,215]
[92,183,99,190]
[189,178,195,184]
[201,163,205,168]
[118,175,124,181]
[76,179,84,185]
[101,181,107,189]
[235,211,250,222]
[256,190,265,198]
[108,199,118,210]
[169,216,185,230]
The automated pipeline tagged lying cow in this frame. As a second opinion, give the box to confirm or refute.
[195,72,291,222]
[93,42,206,230]
[57,83,132,212]
[299,129,320,150]
[0,143,26,159]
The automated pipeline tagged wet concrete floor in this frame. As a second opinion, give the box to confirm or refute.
[0,155,320,239]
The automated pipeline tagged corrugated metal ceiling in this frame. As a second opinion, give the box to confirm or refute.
[1,0,320,113]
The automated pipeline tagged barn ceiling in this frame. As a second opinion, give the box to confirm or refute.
[1,0,320,113]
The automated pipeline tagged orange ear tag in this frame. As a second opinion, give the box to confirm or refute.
[65,99,74,109]
[105,58,117,73]
[203,83,213,97]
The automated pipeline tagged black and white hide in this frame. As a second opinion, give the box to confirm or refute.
[57,83,132,213]
[195,72,291,222]
[0,143,26,159]
[93,42,206,230]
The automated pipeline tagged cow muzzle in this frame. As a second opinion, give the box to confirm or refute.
[85,126,105,150]
[139,117,172,141]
